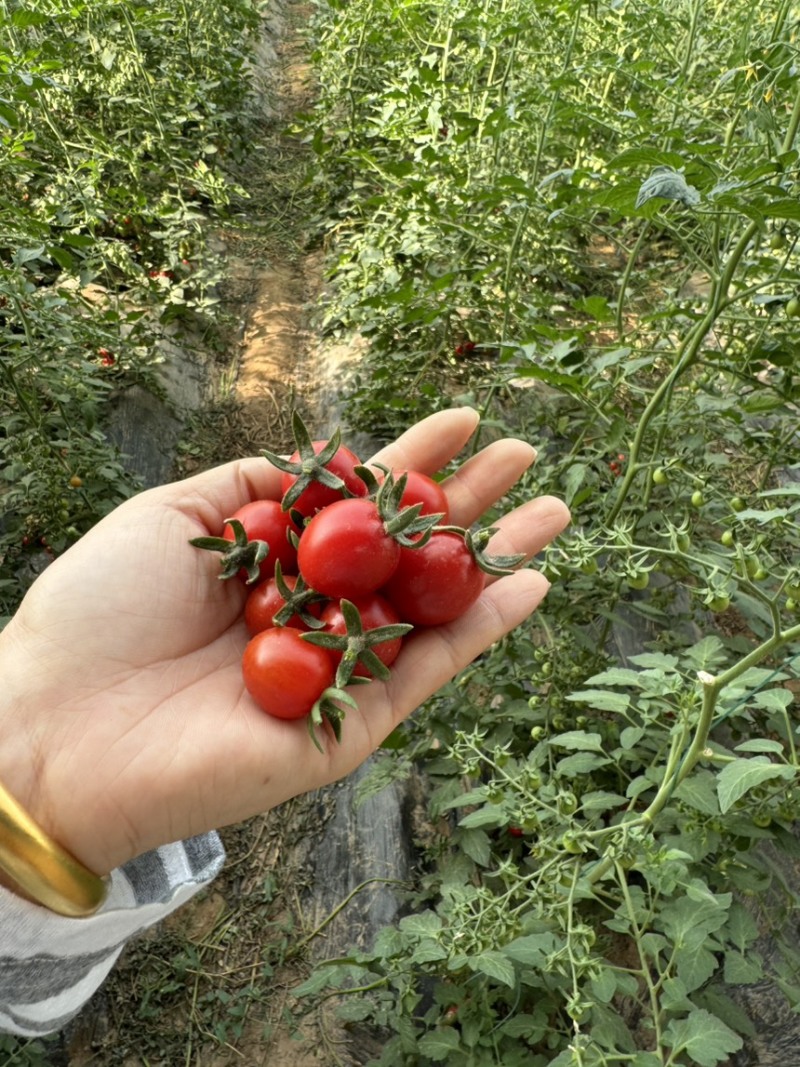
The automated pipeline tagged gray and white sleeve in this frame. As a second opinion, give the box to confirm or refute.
[0,832,225,1037]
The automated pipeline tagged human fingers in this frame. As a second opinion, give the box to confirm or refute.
[442,437,538,528]
[156,454,285,535]
[368,407,480,473]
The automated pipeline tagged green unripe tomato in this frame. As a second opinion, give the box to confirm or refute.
[752,567,769,582]
[652,467,667,485]
[530,725,546,741]
[730,496,746,512]
[744,555,761,579]
[627,571,650,590]
[580,558,598,575]
[787,599,799,613]
[558,791,579,815]
[785,581,800,599]
[770,231,787,250]
[753,812,772,828]
[691,490,705,508]
[786,297,800,318]
[524,768,542,791]
[708,594,730,613]
[675,532,691,552]
[560,832,584,855]
[720,530,735,547]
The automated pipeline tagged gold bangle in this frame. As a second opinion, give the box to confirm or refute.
[0,778,108,918]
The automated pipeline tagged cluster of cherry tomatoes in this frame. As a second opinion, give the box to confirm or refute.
[191,414,522,746]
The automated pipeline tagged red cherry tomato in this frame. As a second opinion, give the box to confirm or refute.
[381,530,484,626]
[297,498,401,598]
[281,441,367,516]
[320,594,404,677]
[393,470,450,521]
[244,575,320,635]
[241,627,334,719]
[223,500,299,581]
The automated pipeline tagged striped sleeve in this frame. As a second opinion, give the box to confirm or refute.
[0,832,225,1037]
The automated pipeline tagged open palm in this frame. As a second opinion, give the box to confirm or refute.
[0,409,569,877]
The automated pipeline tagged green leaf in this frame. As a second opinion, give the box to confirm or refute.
[503,932,557,966]
[726,902,759,951]
[458,828,491,866]
[752,688,793,712]
[717,757,796,814]
[677,945,719,992]
[459,806,507,830]
[549,730,605,753]
[674,771,720,816]
[412,939,448,965]
[470,950,516,987]
[556,752,612,776]
[417,1028,462,1061]
[13,245,45,266]
[619,725,645,749]
[564,462,588,506]
[658,888,730,951]
[734,738,785,754]
[584,668,645,687]
[724,950,763,985]
[498,1012,547,1040]
[565,689,630,712]
[399,911,442,939]
[664,1009,743,1066]
[635,167,701,208]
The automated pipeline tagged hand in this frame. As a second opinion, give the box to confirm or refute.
[0,408,569,878]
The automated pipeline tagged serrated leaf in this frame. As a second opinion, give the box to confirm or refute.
[503,932,557,966]
[658,891,730,951]
[664,1009,743,1066]
[399,911,442,939]
[752,688,793,712]
[677,945,719,992]
[580,790,628,812]
[620,725,645,749]
[563,462,588,506]
[440,788,490,810]
[734,738,785,754]
[498,1012,547,1040]
[458,827,491,866]
[557,752,612,776]
[470,950,516,987]
[412,939,448,965]
[565,689,631,712]
[549,730,605,753]
[417,1028,462,1060]
[584,668,645,687]
[717,757,796,814]
[724,950,763,985]
[459,805,507,830]
[293,966,341,997]
[636,167,701,209]
[674,770,720,816]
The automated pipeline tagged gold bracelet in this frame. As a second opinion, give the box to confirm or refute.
[0,778,108,917]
